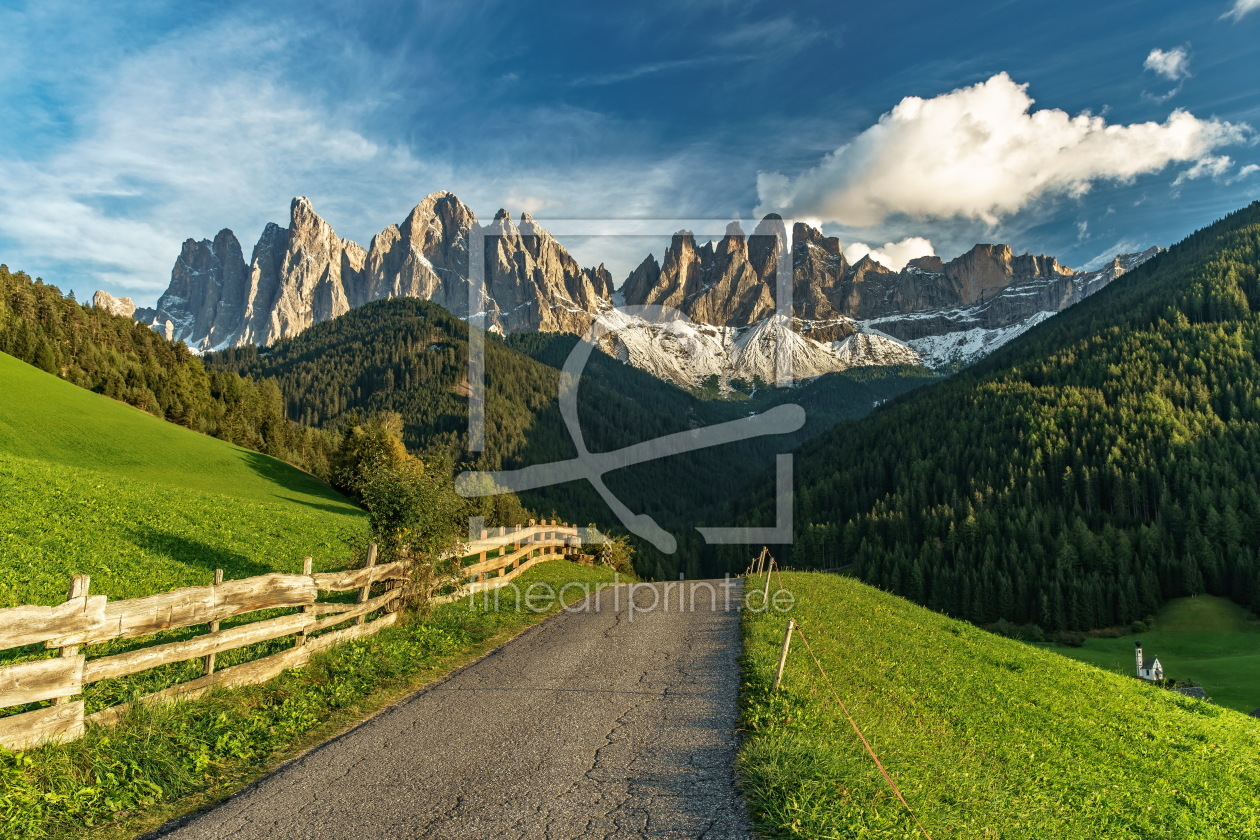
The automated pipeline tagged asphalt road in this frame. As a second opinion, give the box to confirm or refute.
[150,579,755,840]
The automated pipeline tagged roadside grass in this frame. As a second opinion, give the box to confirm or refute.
[0,351,367,606]
[0,560,626,840]
[1047,595,1260,713]
[738,572,1260,840]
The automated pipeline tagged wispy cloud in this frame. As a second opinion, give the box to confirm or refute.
[570,54,753,87]
[1082,238,1146,271]
[0,8,742,299]
[1223,0,1260,21]
[1143,45,1191,101]
[1172,154,1234,186]
[712,14,838,52]
[0,19,417,292]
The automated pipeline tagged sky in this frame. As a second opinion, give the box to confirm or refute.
[1,0,1258,306]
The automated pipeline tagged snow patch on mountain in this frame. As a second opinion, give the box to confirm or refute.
[593,310,921,389]
[903,311,1054,368]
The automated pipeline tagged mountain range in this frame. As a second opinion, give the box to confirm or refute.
[94,192,1158,387]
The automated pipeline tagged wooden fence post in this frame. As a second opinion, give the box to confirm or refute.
[773,619,796,692]
[763,558,774,603]
[295,557,313,648]
[203,569,224,676]
[357,544,378,626]
[52,575,90,706]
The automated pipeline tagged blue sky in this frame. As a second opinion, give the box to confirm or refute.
[1,0,1258,304]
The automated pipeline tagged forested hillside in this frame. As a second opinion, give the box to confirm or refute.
[756,202,1260,631]
[0,265,335,477]
[210,299,934,578]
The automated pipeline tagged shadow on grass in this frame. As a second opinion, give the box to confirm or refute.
[127,526,277,580]
[276,495,365,516]
[239,450,354,507]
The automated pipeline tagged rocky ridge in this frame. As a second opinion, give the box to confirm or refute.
[96,193,1158,387]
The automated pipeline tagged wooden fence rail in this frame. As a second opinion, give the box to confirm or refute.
[0,520,582,750]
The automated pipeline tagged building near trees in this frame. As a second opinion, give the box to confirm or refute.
[1135,640,1164,681]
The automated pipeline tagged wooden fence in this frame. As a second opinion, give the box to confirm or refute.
[0,520,582,751]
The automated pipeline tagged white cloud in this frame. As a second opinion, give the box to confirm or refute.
[1172,154,1234,186]
[1144,47,1191,81]
[755,73,1248,228]
[1240,164,1260,178]
[1224,0,1260,20]
[844,236,935,271]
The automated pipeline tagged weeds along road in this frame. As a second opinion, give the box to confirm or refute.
[149,579,754,840]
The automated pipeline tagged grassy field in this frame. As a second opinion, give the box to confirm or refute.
[0,560,625,839]
[0,351,368,606]
[1048,595,1260,713]
[739,572,1260,840]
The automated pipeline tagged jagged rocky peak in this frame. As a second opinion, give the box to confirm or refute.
[621,214,786,326]
[365,191,475,311]
[748,213,787,278]
[92,290,138,319]
[105,190,1156,387]
[792,221,841,255]
[480,207,614,334]
[941,243,1073,305]
[907,254,946,273]
[123,191,611,351]
[790,222,852,342]
[261,197,368,345]
[146,228,249,347]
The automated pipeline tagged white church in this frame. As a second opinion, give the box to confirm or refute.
[1135,640,1164,681]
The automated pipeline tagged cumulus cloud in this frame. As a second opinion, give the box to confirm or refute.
[844,237,935,271]
[1144,47,1191,81]
[755,73,1248,227]
[1224,0,1260,20]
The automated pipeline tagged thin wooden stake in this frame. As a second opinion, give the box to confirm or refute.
[752,545,769,576]
[296,557,313,648]
[202,569,224,676]
[773,619,796,692]
[762,558,774,603]
[357,544,378,626]
[53,575,90,706]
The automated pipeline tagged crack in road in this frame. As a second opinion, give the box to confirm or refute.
[144,580,753,840]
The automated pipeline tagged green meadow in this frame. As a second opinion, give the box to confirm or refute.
[1050,595,1260,714]
[739,572,1260,840]
[0,352,368,606]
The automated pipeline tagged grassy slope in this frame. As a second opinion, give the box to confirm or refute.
[0,352,367,606]
[1051,596,1260,713]
[740,572,1260,840]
